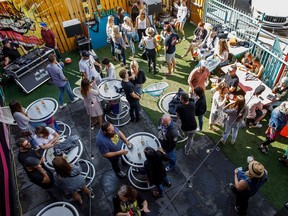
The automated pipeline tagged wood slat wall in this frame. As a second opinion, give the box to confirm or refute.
[190,0,205,24]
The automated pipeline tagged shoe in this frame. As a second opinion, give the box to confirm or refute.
[165,166,174,172]
[220,139,225,145]
[164,181,172,187]
[258,146,268,155]
[182,37,186,41]
[71,97,79,103]
[116,171,126,178]
[251,123,262,128]
[89,188,95,199]
[59,103,67,109]
[181,54,187,58]
[196,128,202,132]
[230,141,235,145]
[91,124,94,130]
[152,190,163,198]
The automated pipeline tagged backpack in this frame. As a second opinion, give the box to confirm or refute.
[168,88,185,115]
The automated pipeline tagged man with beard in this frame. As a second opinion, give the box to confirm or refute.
[96,122,133,178]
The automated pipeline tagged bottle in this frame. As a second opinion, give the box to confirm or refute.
[104,83,108,92]
[41,99,46,107]
[141,136,145,145]
[188,179,193,188]
[137,148,142,159]
[35,105,40,112]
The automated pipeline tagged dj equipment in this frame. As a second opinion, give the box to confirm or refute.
[142,0,162,15]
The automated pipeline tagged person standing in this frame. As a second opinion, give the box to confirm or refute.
[119,69,141,122]
[101,57,116,79]
[81,78,103,130]
[40,22,62,61]
[112,25,126,66]
[96,122,133,178]
[46,54,79,109]
[128,60,146,95]
[106,15,118,62]
[164,25,181,76]
[187,60,210,98]
[157,114,178,171]
[194,86,207,132]
[128,0,141,24]
[135,9,149,43]
[143,27,158,74]
[16,138,54,189]
[229,160,268,215]
[2,39,27,66]
[259,101,288,155]
[176,93,197,155]
[79,50,102,85]
[174,0,188,40]
[122,16,136,57]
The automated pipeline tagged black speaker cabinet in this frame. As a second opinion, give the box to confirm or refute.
[143,0,162,15]
[62,19,83,38]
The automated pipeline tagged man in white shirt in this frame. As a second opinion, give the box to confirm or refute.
[79,50,102,85]
[102,57,116,79]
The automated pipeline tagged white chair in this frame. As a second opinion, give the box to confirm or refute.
[36,201,79,216]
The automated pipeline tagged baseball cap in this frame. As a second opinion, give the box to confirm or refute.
[39,22,47,28]
[81,50,90,57]
[2,39,9,45]
[200,60,207,68]
[23,157,40,167]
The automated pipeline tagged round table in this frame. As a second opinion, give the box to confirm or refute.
[36,202,79,216]
[26,97,58,122]
[158,92,188,143]
[98,79,130,126]
[43,139,83,170]
[122,132,161,190]
[72,87,83,100]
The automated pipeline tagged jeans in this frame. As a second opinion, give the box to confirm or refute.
[58,82,75,106]
[126,33,135,55]
[110,40,115,57]
[146,49,156,73]
[166,148,176,169]
[116,47,126,65]
[155,177,170,196]
[197,115,204,131]
[108,156,121,173]
[222,124,239,143]
[129,101,140,121]
[184,129,197,154]
[137,29,146,42]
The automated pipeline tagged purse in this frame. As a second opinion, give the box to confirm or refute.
[115,48,122,54]
[106,37,112,44]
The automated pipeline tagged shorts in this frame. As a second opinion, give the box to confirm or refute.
[166,52,176,62]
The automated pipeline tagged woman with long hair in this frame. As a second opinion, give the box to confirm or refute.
[181,21,207,60]
[115,7,125,31]
[81,78,103,130]
[209,82,229,131]
[33,126,59,149]
[135,9,149,43]
[142,27,157,74]
[251,57,264,79]
[52,156,93,205]
[221,95,246,145]
[194,86,207,132]
[128,60,146,95]
[122,16,136,57]
[106,15,118,62]
[144,147,171,198]
[113,185,150,216]
[213,38,229,66]
[174,0,188,40]
[112,25,127,66]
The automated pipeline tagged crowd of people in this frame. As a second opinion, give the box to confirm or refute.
[3,1,288,215]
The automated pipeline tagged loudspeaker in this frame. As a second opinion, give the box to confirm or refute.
[143,0,162,15]
[62,19,83,38]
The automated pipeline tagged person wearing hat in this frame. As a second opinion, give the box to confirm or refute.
[187,60,210,98]
[259,101,288,154]
[2,39,27,66]
[267,76,288,111]
[142,27,158,74]
[230,160,268,215]
[79,50,102,85]
[165,25,181,76]
[40,22,62,61]
[224,64,239,93]
[17,138,54,189]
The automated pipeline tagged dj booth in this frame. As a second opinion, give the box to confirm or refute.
[4,47,54,94]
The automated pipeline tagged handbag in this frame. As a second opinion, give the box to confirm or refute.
[106,37,112,44]
[115,48,122,54]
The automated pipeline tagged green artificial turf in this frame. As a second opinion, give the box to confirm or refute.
[3,22,288,210]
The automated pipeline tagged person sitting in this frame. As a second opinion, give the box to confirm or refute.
[181,21,208,60]
[246,86,267,128]
[52,156,94,204]
[197,29,219,60]
[207,38,229,67]
[17,138,54,189]
[241,52,253,70]
[33,126,60,149]
[102,57,116,79]
[224,64,239,93]
[144,147,171,198]
[2,39,27,66]
[113,185,150,216]
[251,57,264,79]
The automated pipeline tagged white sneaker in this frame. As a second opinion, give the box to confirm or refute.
[59,103,67,109]
[71,97,79,103]
[251,123,262,128]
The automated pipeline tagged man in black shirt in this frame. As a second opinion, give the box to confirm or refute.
[119,69,141,122]
[2,39,27,66]
[224,64,239,93]
[16,138,53,189]
[176,93,197,155]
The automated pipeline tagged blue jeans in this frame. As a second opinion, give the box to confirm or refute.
[58,82,75,106]
[110,40,115,57]
[197,115,204,131]
[222,124,239,143]
[166,148,176,169]
[155,177,170,196]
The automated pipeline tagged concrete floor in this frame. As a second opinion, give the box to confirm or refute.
[12,100,276,216]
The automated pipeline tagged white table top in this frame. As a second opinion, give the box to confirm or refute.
[72,87,83,100]
[26,97,58,122]
[122,132,161,168]
[36,201,79,216]
[221,63,275,105]
[228,45,250,57]
[158,92,177,118]
[98,79,124,101]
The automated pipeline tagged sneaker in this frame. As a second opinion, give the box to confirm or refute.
[165,166,174,172]
[116,171,126,178]
[251,123,262,128]
[89,188,95,199]
[59,103,67,109]
[196,128,201,132]
[91,124,94,130]
[182,37,186,41]
[71,97,79,103]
